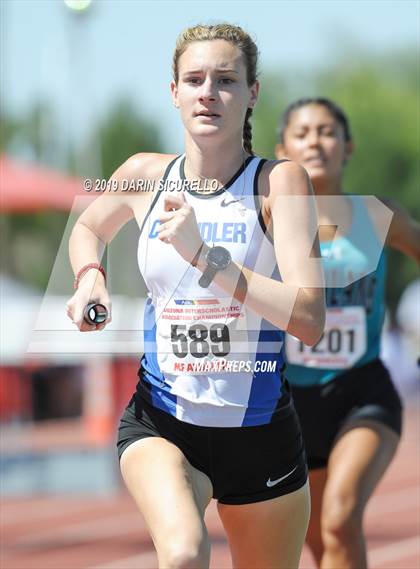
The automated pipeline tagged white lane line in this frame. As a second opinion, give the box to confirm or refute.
[1,500,114,526]
[88,540,231,569]
[369,535,420,567]
[11,513,145,545]
[90,552,158,569]
[1,499,68,517]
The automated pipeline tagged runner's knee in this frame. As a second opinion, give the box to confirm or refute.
[158,532,210,569]
[321,495,362,548]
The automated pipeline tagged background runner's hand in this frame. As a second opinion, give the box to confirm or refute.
[158,192,205,264]
[66,270,112,332]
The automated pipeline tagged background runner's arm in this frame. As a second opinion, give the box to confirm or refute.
[382,198,420,262]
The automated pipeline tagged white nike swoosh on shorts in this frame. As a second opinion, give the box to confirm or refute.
[266,465,298,487]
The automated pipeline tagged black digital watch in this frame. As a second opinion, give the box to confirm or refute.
[198,246,232,288]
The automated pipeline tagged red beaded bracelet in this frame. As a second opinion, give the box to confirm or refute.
[73,263,106,290]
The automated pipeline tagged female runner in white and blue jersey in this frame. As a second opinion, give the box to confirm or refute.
[66,25,326,569]
[276,98,420,569]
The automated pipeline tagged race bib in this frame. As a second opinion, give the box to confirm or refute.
[154,296,249,374]
[285,306,367,369]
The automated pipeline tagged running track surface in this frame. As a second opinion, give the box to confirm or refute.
[2,405,419,569]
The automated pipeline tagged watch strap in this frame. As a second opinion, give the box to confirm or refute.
[198,265,218,288]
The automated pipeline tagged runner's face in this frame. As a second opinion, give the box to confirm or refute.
[171,40,258,142]
[277,104,352,185]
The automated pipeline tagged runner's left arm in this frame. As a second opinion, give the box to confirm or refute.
[192,162,326,346]
[382,198,420,262]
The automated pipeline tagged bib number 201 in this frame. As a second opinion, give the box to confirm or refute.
[299,328,355,355]
[171,324,230,358]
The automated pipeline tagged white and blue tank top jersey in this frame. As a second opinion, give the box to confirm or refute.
[136,155,287,427]
[285,195,387,387]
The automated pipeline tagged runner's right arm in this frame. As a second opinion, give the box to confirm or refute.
[66,153,174,331]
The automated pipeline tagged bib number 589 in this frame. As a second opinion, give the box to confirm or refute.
[171,324,230,358]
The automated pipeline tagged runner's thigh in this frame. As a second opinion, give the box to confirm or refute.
[218,481,310,569]
[120,437,213,552]
[324,420,400,518]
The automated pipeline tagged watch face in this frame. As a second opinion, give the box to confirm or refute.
[207,246,231,269]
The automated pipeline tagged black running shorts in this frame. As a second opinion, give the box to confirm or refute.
[117,380,308,505]
[289,358,403,470]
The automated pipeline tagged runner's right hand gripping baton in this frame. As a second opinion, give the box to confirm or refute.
[84,303,108,325]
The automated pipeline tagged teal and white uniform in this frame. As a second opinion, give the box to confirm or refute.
[285,196,387,386]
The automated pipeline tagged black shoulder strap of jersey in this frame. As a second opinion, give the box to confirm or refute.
[138,155,180,239]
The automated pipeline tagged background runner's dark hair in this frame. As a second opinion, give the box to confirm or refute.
[172,23,259,155]
[278,97,352,143]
